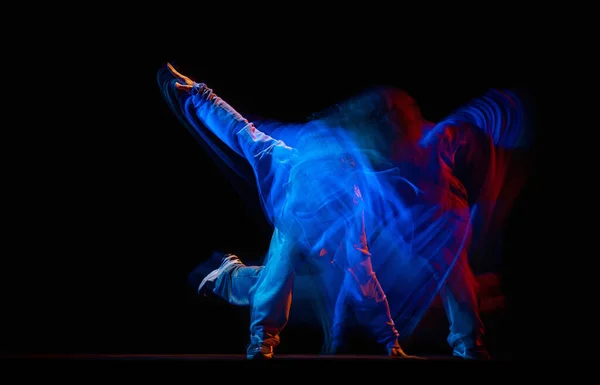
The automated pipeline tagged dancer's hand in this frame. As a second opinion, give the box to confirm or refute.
[388,341,427,360]
[167,62,195,93]
[389,347,427,360]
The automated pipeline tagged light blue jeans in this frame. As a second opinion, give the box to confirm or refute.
[212,249,484,350]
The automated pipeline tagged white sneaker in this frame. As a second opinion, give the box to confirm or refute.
[197,254,243,295]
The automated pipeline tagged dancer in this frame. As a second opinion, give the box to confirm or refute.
[159,64,530,360]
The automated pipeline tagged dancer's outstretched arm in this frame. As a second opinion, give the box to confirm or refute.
[167,63,296,168]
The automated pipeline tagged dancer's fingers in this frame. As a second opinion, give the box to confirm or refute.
[167,62,186,80]
[175,82,193,93]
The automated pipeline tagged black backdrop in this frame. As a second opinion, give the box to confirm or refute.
[5,33,550,358]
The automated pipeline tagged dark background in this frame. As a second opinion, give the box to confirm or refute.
[5,27,564,359]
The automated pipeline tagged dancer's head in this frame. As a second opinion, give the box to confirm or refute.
[310,86,424,140]
[307,86,424,168]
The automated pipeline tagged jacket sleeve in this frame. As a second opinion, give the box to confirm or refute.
[189,83,296,168]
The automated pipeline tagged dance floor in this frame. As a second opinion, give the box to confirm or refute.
[4,353,463,360]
